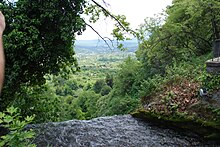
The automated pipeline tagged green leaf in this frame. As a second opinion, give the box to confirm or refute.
[0,112,5,119]
[23,131,35,139]
[0,141,5,147]
[3,115,13,123]
[25,116,34,122]
[1,135,7,140]
[6,106,17,115]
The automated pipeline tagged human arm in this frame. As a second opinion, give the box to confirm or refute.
[0,11,5,94]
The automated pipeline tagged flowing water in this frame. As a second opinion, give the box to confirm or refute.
[28,115,218,147]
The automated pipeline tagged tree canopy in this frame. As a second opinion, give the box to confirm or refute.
[136,0,220,75]
[0,0,86,110]
[0,0,134,111]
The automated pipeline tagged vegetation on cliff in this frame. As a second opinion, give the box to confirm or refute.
[132,0,220,141]
[1,0,220,144]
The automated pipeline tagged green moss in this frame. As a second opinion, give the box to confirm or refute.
[131,109,220,141]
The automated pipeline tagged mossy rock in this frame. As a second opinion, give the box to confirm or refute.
[131,109,220,142]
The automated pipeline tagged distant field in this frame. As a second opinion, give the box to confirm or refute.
[74,40,138,85]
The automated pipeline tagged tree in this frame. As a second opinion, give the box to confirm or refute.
[95,93,139,117]
[93,79,106,94]
[164,0,217,54]
[0,0,135,111]
[100,85,111,96]
[136,0,220,75]
[75,90,99,119]
[105,73,113,88]
[0,0,86,111]
[114,57,141,97]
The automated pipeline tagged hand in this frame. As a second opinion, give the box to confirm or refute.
[0,11,5,35]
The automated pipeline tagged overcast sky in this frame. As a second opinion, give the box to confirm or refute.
[76,0,173,40]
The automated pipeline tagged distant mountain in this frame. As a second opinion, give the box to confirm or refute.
[74,39,138,54]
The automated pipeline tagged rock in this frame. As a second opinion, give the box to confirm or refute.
[206,57,220,74]
[210,90,220,109]
[26,115,215,146]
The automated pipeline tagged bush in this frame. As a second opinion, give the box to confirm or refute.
[100,85,112,96]
[138,74,163,98]
[93,79,106,94]
[72,91,100,120]
[114,57,141,97]
[12,85,63,123]
[95,93,140,117]
[108,96,140,115]
[105,73,113,88]
[201,74,220,92]
[0,106,35,147]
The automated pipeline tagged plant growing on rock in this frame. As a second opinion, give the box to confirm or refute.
[0,106,35,147]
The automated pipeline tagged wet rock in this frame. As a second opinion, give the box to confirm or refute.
[206,57,220,74]
[27,115,216,147]
[211,90,220,108]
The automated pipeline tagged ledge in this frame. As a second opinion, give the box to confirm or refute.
[131,109,220,142]
[206,57,220,74]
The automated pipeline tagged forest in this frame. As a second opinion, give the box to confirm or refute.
[1,0,220,146]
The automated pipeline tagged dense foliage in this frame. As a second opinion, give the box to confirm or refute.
[1,0,220,143]
[131,0,220,140]
[137,0,220,75]
[0,106,35,146]
[0,0,86,111]
[5,0,220,122]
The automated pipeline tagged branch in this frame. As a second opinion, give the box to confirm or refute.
[85,22,114,50]
[150,34,173,50]
[182,29,212,47]
[103,37,115,49]
[91,0,137,36]
[101,0,110,7]
[66,0,116,50]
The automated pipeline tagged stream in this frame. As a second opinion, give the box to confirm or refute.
[28,115,218,146]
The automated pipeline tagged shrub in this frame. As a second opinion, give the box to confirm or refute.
[100,85,112,96]
[114,57,141,97]
[201,74,220,92]
[93,79,106,93]
[138,74,163,98]
[95,93,140,117]
[13,85,62,123]
[0,106,35,147]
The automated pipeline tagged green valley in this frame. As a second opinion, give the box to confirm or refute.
[1,0,220,145]
[74,39,137,85]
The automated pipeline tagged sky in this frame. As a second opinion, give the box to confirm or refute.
[76,0,173,40]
